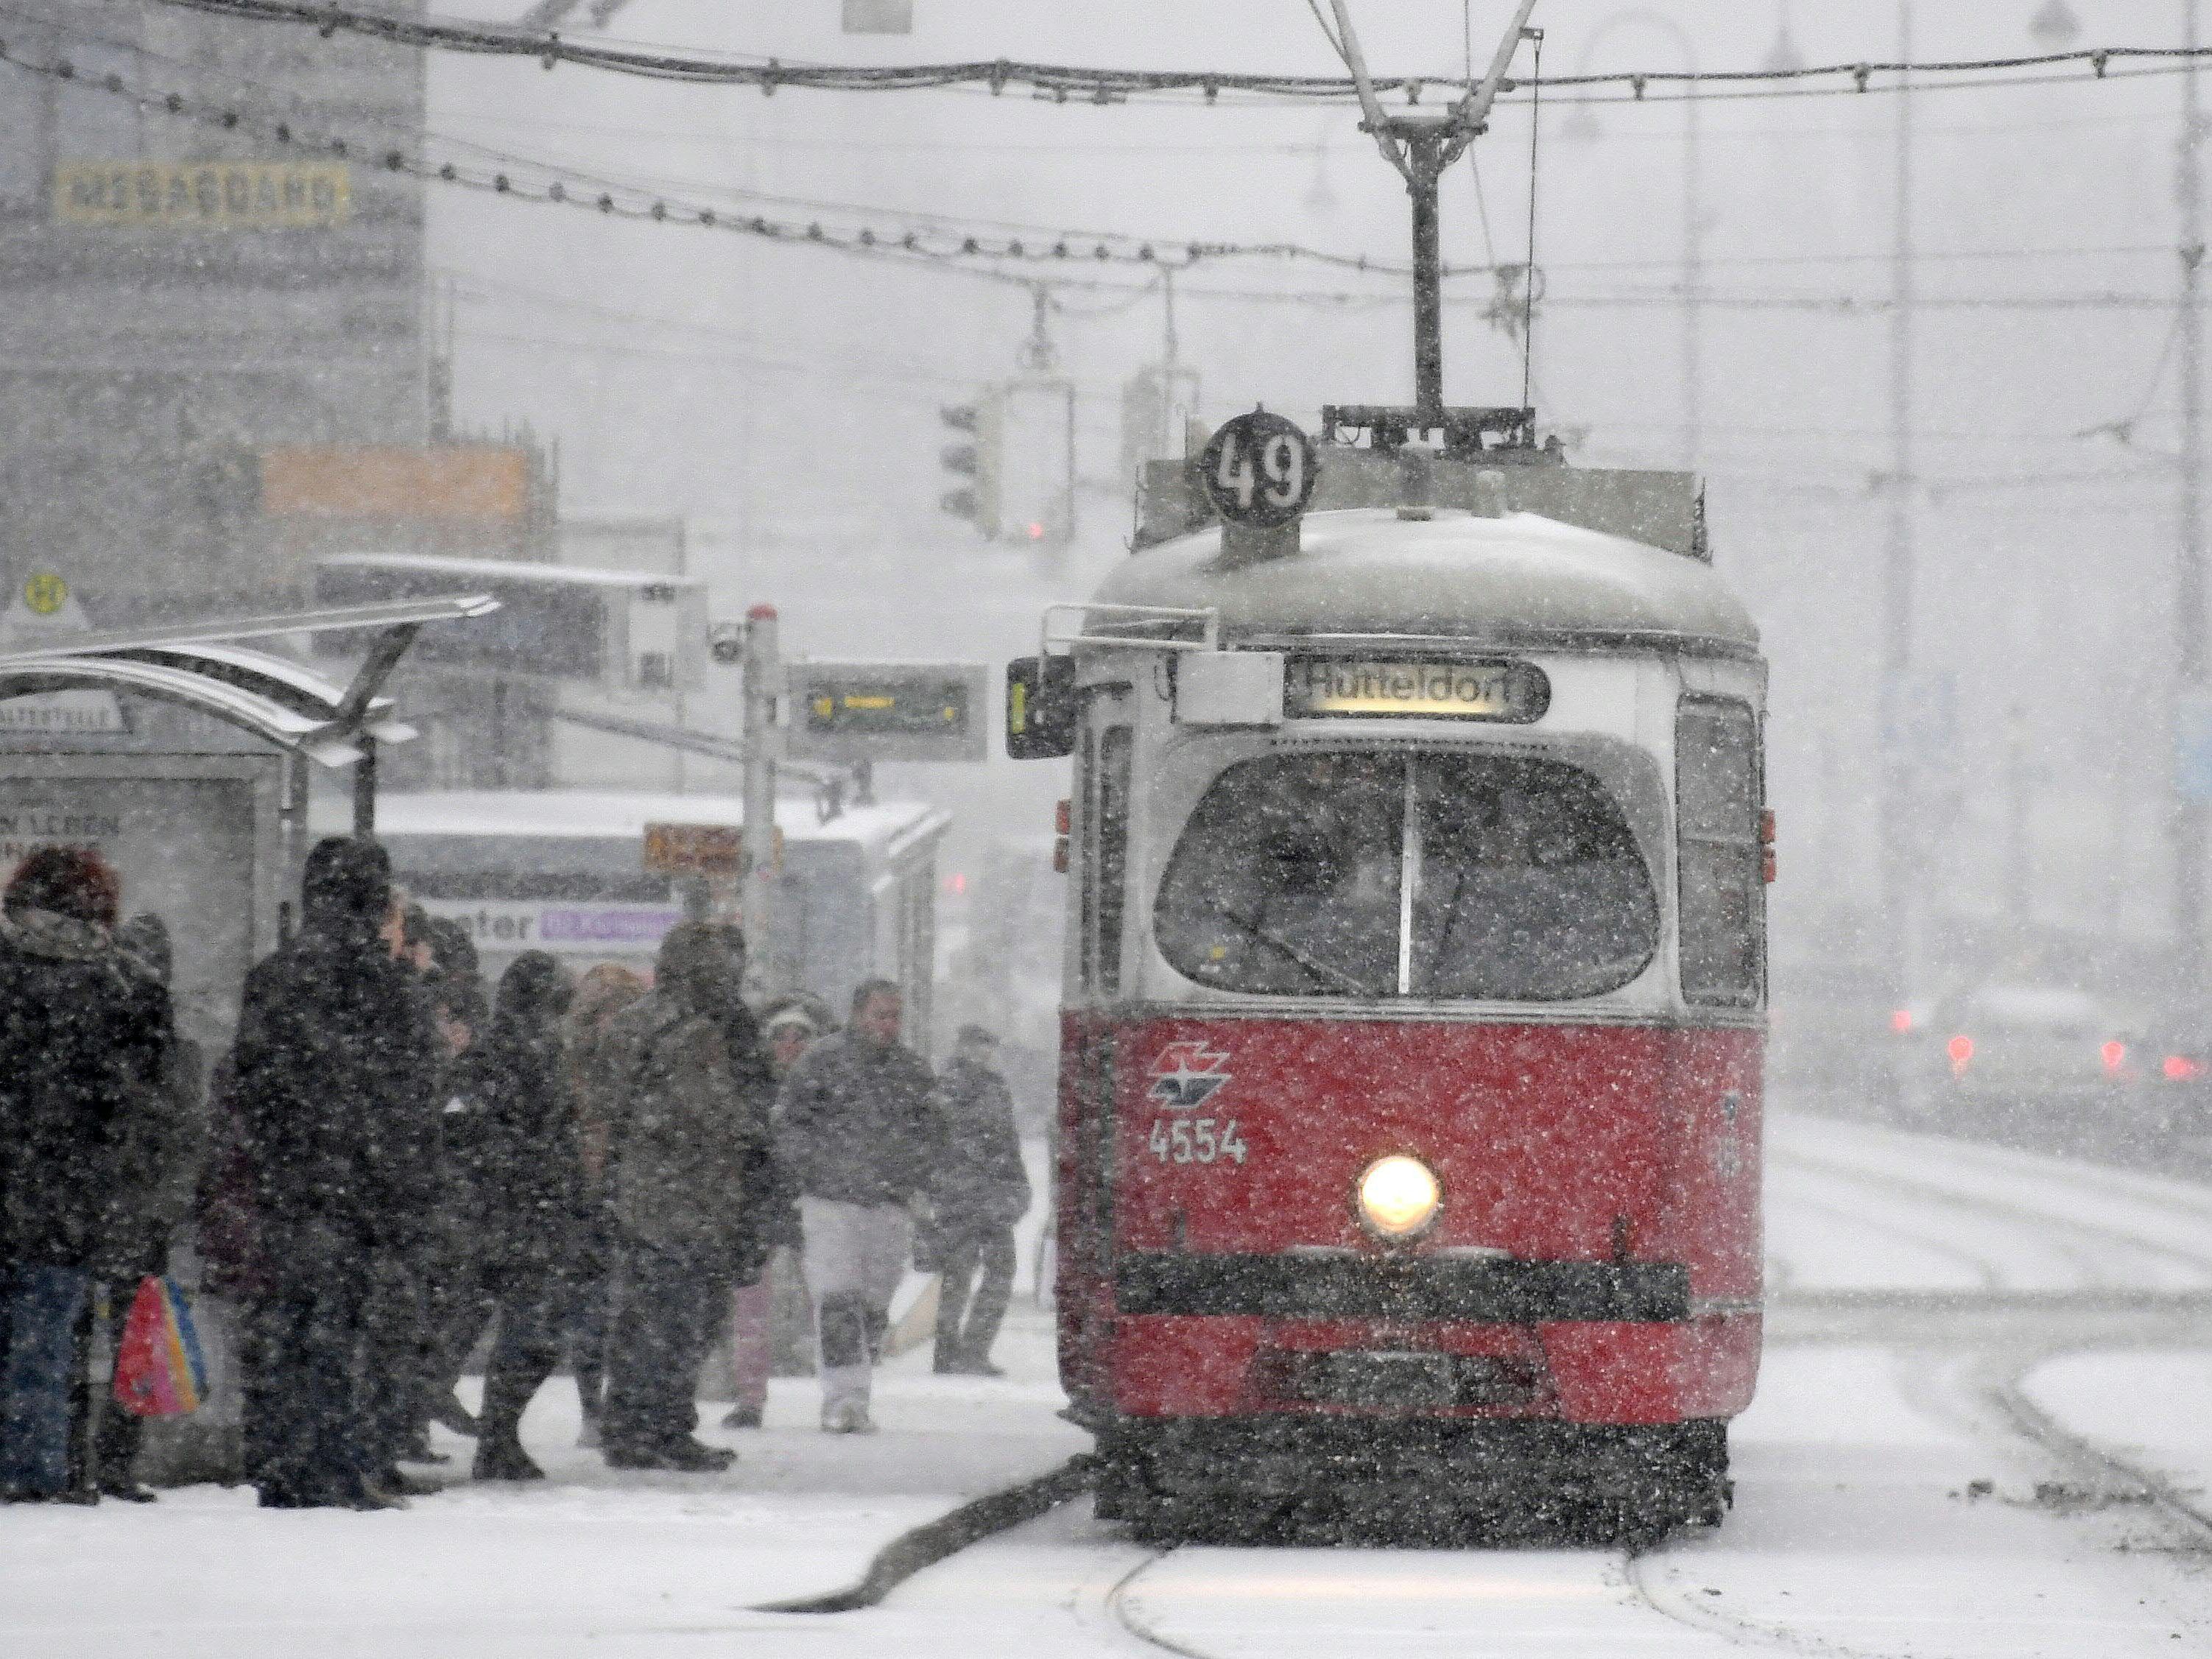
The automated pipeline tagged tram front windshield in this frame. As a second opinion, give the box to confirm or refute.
[1155,751,1657,1001]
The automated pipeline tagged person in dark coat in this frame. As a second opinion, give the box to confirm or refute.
[416,965,493,1448]
[0,848,168,1504]
[86,913,208,1501]
[928,1024,1030,1378]
[563,962,648,1449]
[598,923,774,1470]
[457,952,586,1481]
[230,836,438,1510]
[353,885,450,1495]
[776,979,943,1434]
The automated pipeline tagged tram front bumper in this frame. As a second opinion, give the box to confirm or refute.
[1103,1253,1759,1424]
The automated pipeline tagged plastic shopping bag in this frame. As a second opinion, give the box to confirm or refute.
[112,1275,210,1417]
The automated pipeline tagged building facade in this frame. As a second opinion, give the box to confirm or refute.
[0,0,429,622]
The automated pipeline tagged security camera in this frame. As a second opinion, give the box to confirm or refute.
[708,622,744,666]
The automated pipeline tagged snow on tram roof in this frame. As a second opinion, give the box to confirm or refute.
[317,789,948,852]
[1091,508,1760,656]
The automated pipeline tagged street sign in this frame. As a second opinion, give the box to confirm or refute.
[0,574,127,735]
[644,822,743,876]
[1200,409,1320,529]
[788,661,990,764]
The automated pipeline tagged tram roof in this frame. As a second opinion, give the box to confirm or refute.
[1089,508,1760,657]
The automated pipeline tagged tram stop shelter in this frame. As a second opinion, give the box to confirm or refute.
[0,593,496,1484]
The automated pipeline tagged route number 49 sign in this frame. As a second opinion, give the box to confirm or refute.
[1200,409,1319,529]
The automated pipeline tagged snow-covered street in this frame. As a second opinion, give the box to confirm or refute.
[7,1107,2212,1658]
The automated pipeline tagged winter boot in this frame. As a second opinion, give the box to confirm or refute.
[473,1434,546,1482]
[432,1394,479,1437]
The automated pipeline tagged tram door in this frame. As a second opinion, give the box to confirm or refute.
[1060,690,1133,1403]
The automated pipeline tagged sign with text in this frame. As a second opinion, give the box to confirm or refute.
[643,822,745,876]
[1200,409,1319,529]
[57,161,352,229]
[789,661,989,763]
[418,899,685,957]
[1285,658,1550,723]
[0,574,126,735]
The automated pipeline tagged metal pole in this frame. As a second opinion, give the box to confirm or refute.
[1880,1,1917,1012]
[741,602,782,992]
[352,736,378,836]
[1409,131,1446,420]
[1683,79,1702,470]
[2177,0,2207,1005]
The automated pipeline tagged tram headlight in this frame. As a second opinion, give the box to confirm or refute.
[1356,1155,1442,1241]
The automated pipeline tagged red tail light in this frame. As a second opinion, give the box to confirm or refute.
[2164,1054,2203,1082]
[1760,809,1777,884]
[1947,1035,1974,1076]
[1054,797,1071,836]
[2102,1040,2128,1076]
[1890,1008,1915,1034]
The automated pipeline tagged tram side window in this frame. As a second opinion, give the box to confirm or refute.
[1096,728,1133,996]
[1676,700,1764,1007]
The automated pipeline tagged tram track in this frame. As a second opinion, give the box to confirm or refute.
[1617,1133,2212,1659]
[848,1124,2212,1659]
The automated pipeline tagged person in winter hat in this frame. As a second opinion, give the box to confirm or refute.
[230,836,438,1510]
[719,998,819,1430]
[597,923,775,1471]
[776,979,943,1434]
[928,1024,1029,1378]
[0,848,169,1504]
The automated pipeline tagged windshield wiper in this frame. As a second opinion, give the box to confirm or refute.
[1216,906,1378,996]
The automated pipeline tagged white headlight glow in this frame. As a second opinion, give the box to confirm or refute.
[1357,1154,1442,1241]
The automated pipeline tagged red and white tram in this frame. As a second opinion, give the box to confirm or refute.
[1007,414,1769,1541]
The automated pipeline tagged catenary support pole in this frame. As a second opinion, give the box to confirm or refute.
[2177,0,2207,1005]
[1880,1,1919,1026]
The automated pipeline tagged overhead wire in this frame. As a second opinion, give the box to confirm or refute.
[0,32,1473,283]
[40,18,2191,323]
[138,0,2212,106]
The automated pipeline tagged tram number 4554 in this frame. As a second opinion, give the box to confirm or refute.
[1146,1116,1250,1166]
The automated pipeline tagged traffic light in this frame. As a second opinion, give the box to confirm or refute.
[997,377,1075,551]
[940,392,1002,538]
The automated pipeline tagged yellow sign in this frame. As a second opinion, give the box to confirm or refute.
[21,573,67,616]
[642,823,783,878]
[56,161,352,229]
[261,446,529,521]
[1286,658,1549,722]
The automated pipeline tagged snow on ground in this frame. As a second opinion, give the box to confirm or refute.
[1767,1112,2212,1292]
[0,1303,1085,1659]
[10,1109,2212,1658]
